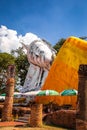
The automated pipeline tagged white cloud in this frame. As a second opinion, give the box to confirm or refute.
[20,33,40,45]
[0,25,40,53]
[0,25,20,53]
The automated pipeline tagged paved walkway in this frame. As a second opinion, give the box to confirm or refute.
[0,121,27,127]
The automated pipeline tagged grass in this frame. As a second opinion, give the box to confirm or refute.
[0,124,74,130]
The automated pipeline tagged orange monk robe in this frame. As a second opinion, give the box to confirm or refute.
[35,36,87,108]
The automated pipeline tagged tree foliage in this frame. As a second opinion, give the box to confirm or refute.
[0,52,15,71]
[53,38,66,52]
[11,47,29,86]
[0,53,15,93]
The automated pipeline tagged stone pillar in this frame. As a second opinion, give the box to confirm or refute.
[1,65,15,121]
[29,102,42,127]
[76,64,87,130]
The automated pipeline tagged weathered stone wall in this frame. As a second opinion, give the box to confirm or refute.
[43,109,76,129]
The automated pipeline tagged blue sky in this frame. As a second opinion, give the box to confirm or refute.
[0,0,87,45]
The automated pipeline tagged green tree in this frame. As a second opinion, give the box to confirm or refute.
[79,36,87,40]
[11,47,29,86]
[53,38,66,52]
[0,53,15,93]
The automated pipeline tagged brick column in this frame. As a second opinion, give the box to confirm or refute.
[76,64,87,130]
[29,102,42,127]
[1,65,15,121]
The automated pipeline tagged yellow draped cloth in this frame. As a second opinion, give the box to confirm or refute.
[35,36,87,108]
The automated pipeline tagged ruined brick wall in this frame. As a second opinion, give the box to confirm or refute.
[43,109,76,129]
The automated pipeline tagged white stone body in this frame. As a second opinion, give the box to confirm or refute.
[20,34,56,93]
